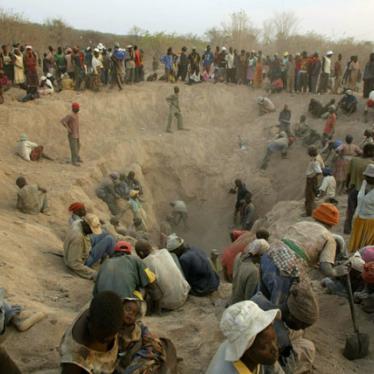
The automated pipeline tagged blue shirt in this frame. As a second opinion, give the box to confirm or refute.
[179,246,219,295]
[160,54,174,70]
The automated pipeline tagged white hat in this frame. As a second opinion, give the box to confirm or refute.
[283,51,289,57]
[245,239,270,256]
[221,46,227,51]
[94,48,100,53]
[345,89,353,95]
[166,233,184,252]
[85,214,102,235]
[25,45,32,50]
[347,252,365,272]
[40,76,47,81]
[326,50,333,56]
[256,96,265,104]
[220,301,280,362]
[46,72,53,78]
[363,164,374,178]
[127,45,133,49]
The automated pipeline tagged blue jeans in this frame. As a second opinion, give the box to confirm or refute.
[85,233,115,267]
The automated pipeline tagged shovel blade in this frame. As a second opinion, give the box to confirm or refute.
[343,333,370,360]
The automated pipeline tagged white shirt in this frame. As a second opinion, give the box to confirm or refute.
[16,140,38,161]
[306,158,322,177]
[225,53,235,69]
[323,56,332,74]
[369,91,374,101]
[355,180,374,219]
[143,249,190,310]
[320,175,336,198]
[92,56,103,74]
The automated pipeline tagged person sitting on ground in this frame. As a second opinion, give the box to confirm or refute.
[96,173,122,216]
[68,202,86,225]
[15,133,53,161]
[170,200,188,228]
[308,98,335,118]
[229,179,251,224]
[206,301,283,374]
[231,239,270,305]
[240,194,256,230]
[126,171,143,195]
[38,75,54,95]
[349,164,374,252]
[318,167,337,204]
[256,96,276,115]
[251,282,319,374]
[59,291,123,374]
[117,298,178,373]
[293,115,309,138]
[93,241,162,314]
[338,89,358,114]
[167,234,220,296]
[146,72,158,82]
[61,73,74,90]
[221,229,270,282]
[135,240,190,310]
[260,204,347,306]
[260,131,289,170]
[63,214,115,280]
[16,176,48,215]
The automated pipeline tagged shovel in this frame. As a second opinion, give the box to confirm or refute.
[343,273,370,360]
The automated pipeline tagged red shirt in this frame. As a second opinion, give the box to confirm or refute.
[221,232,253,280]
[324,113,336,135]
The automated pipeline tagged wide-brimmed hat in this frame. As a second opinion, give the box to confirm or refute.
[363,164,374,178]
[85,214,102,235]
[220,301,280,362]
[166,233,184,252]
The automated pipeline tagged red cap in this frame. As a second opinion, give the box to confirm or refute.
[68,202,85,213]
[72,102,80,111]
[114,241,133,254]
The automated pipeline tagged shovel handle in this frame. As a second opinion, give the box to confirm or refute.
[346,273,360,334]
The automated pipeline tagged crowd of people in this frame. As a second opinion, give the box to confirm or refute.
[1,40,374,374]
[1,42,374,104]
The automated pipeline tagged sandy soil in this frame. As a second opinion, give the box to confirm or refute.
[0,82,373,373]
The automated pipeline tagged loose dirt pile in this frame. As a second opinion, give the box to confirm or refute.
[0,83,373,373]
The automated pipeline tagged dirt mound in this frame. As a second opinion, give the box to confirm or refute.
[0,83,373,373]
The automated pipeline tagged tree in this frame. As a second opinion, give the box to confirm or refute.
[44,18,69,47]
[269,11,299,51]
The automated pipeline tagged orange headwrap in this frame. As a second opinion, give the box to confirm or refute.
[362,262,374,284]
[312,203,339,226]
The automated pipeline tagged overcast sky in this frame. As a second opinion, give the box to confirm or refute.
[3,0,373,41]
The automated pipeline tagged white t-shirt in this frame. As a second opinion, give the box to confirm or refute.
[305,158,322,177]
[16,140,38,161]
[225,53,235,69]
[320,175,336,198]
[143,249,190,310]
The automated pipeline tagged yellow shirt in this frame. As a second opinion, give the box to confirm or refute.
[233,361,259,374]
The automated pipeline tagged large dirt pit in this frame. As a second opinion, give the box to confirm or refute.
[0,82,373,373]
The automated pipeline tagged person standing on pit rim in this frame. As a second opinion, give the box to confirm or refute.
[61,102,82,167]
[166,86,188,133]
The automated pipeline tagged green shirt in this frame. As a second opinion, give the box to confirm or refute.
[348,157,373,190]
[94,255,149,298]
